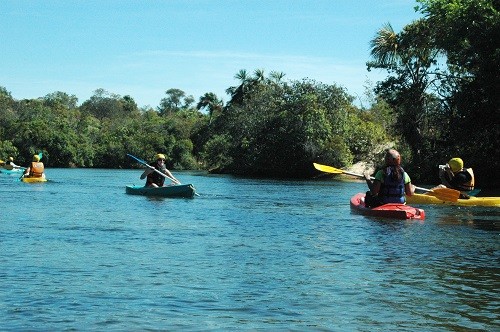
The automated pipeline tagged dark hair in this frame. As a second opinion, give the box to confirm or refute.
[384,165,403,182]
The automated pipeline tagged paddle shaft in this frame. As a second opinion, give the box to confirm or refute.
[313,162,460,202]
[338,169,434,193]
[127,154,180,185]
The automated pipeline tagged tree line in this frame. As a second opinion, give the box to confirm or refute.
[0,0,498,188]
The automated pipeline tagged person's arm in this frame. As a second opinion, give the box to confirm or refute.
[364,172,374,192]
[404,173,414,196]
[365,171,380,195]
[405,183,414,196]
[163,168,180,184]
[140,168,153,179]
[450,172,470,186]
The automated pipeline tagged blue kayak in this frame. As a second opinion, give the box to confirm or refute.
[0,168,24,175]
[125,184,197,198]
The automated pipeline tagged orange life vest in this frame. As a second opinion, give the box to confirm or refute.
[30,162,45,177]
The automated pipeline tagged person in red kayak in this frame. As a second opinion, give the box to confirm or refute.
[364,149,415,208]
[140,153,179,187]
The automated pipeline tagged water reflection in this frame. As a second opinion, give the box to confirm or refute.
[435,207,500,231]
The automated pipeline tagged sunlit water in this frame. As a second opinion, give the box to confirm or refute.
[1,169,498,331]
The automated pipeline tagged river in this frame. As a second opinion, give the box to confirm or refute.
[1,168,498,331]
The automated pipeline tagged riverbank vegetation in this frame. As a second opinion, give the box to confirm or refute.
[0,0,498,188]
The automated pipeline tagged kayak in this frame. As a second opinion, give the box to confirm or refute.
[0,168,24,175]
[125,184,197,198]
[407,193,500,207]
[21,176,47,183]
[350,193,425,220]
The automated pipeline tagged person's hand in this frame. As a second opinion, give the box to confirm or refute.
[364,171,371,181]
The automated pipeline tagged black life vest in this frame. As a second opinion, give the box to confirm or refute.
[379,166,406,204]
[146,164,166,187]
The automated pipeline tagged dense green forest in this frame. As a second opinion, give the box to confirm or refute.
[1,0,498,188]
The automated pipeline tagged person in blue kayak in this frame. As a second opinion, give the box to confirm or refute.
[437,157,475,192]
[140,153,179,187]
[363,149,415,208]
[23,154,46,179]
[4,157,21,170]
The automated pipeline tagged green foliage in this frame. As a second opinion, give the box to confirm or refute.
[0,86,205,170]
[158,88,195,115]
[201,134,233,171]
[367,0,499,187]
[0,140,19,160]
[198,74,388,178]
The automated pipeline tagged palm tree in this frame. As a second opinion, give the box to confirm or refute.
[269,71,286,83]
[197,92,223,124]
[226,69,251,106]
[253,69,265,82]
[368,23,400,68]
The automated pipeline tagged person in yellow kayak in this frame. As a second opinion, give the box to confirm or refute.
[23,154,46,179]
[437,157,475,192]
[140,153,179,187]
[364,149,415,208]
[3,157,21,170]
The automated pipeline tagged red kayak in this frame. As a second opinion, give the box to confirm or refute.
[350,193,425,220]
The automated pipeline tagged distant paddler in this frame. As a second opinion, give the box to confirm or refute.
[140,153,180,187]
[3,157,23,170]
[22,154,46,180]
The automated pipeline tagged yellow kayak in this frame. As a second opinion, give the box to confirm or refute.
[21,176,47,183]
[407,193,500,207]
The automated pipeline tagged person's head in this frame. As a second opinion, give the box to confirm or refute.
[155,153,166,164]
[385,149,401,166]
[8,157,13,161]
[33,154,40,162]
[448,157,463,173]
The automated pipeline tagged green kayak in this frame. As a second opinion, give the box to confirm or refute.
[125,184,197,198]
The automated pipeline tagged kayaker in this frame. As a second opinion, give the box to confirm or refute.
[23,154,46,179]
[140,153,179,187]
[436,157,475,192]
[4,157,21,170]
[363,149,414,208]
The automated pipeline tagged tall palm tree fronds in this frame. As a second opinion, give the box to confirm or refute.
[370,23,400,67]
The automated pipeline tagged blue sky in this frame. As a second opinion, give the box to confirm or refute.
[1,0,422,108]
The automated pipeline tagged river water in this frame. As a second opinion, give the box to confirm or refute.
[1,168,498,331]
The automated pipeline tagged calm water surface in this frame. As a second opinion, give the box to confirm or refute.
[1,169,499,331]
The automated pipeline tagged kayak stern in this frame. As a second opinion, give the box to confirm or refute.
[350,193,425,220]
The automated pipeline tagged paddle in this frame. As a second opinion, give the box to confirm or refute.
[127,153,181,185]
[313,163,460,202]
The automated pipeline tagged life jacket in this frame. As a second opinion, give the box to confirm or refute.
[379,166,406,204]
[4,161,14,170]
[29,162,44,177]
[146,164,166,187]
[440,167,474,191]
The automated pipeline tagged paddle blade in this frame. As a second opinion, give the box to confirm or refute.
[313,163,343,174]
[424,188,460,202]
